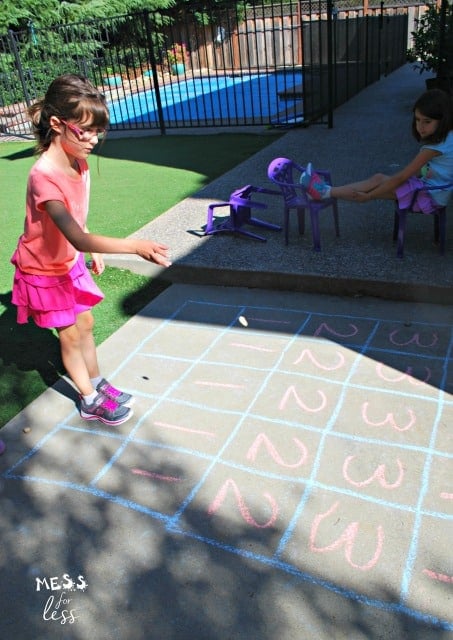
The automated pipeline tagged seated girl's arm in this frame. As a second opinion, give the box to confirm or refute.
[45,200,171,267]
[358,148,440,201]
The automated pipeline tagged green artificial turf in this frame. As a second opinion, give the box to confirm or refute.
[0,131,281,427]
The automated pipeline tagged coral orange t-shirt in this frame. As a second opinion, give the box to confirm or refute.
[13,154,90,276]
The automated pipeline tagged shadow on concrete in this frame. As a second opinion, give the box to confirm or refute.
[0,293,63,417]
[1,447,450,640]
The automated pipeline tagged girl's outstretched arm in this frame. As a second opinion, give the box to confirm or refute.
[45,200,172,267]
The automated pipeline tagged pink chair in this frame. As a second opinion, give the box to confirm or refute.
[267,157,339,251]
[393,184,452,258]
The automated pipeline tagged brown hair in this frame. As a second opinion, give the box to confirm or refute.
[412,88,453,144]
[28,74,109,153]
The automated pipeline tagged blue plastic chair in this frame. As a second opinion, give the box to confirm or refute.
[267,157,339,251]
[393,184,452,258]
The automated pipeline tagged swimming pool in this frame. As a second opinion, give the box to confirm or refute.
[107,72,304,127]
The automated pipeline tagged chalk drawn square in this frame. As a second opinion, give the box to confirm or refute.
[368,321,451,357]
[10,427,123,486]
[205,330,288,369]
[282,487,413,602]
[133,400,240,457]
[171,300,239,325]
[298,314,378,348]
[234,306,309,335]
[138,323,221,359]
[334,388,438,448]
[175,465,306,556]
[350,351,444,398]
[94,442,211,516]
[280,337,357,383]
[405,515,453,624]
[167,362,267,412]
[443,360,453,397]
[249,371,344,429]
[117,354,194,397]
[421,455,453,516]
[434,403,453,455]
[220,416,321,480]
[315,435,426,508]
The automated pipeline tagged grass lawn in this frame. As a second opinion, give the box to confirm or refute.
[0,132,281,428]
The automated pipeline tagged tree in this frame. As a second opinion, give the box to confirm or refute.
[0,0,57,32]
[0,0,175,33]
[407,1,453,89]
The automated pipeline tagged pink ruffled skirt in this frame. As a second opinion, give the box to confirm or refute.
[11,252,104,329]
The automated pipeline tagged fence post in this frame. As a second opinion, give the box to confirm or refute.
[143,10,166,135]
[327,0,334,128]
[7,30,32,106]
[379,1,384,76]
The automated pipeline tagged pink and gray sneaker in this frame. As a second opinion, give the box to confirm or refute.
[96,378,134,406]
[80,393,133,426]
[300,162,331,200]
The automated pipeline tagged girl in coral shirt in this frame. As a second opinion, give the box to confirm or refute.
[11,74,171,426]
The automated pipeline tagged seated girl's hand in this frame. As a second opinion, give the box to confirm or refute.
[136,240,172,267]
[90,253,105,275]
[352,190,369,203]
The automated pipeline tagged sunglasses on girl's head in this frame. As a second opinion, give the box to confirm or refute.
[60,119,106,141]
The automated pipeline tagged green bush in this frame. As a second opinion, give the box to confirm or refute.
[407,2,453,77]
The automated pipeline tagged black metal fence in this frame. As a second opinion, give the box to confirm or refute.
[0,0,414,136]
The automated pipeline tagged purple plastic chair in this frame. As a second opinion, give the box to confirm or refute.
[205,184,282,242]
[267,157,339,251]
[393,184,452,258]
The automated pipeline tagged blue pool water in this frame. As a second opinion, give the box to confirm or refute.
[108,72,303,126]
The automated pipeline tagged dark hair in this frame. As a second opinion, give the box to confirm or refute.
[28,74,109,153]
[411,88,453,143]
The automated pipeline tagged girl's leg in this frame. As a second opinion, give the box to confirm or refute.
[330,173,390,200]
[75,310,100,380]
[57,310,133,425]
[57,311,98,396]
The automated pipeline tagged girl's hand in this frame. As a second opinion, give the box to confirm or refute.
[90,252,105,275]
[135,240,172,267]
[352,190,369,203]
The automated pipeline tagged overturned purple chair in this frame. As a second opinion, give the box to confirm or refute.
[205,184,282,242]
[267,157,339,251]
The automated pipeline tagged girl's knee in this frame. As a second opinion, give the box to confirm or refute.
[77,310,95,333]
[58,323,82,349]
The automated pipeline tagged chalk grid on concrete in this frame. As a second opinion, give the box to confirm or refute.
[3,297,453,630]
